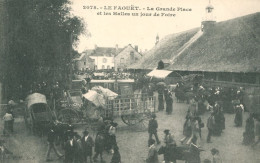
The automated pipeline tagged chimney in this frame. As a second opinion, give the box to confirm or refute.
[134,45,138,52]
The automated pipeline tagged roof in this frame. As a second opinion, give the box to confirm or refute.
[73,50,93,61]
[73,53,85,61]
[129,28,199,69]
[120,44,142,57]
[130,12,260,73]
[147,69,173,78]
[168,12,260,72]
[90,47,123,57]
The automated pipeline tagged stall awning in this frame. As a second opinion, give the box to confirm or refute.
[147,69,172,78]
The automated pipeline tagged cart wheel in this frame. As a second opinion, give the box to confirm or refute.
[121,114,139,126]
[58,108,80,124]
[139,113,150,128]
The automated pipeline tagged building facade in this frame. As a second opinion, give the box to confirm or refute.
[114,44,142,70]
[73,52,95,71]
[90,55,115,70]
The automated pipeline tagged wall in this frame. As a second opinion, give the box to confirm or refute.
[115,45,142,70]
[90,56,114,70]
[74,55,95,71]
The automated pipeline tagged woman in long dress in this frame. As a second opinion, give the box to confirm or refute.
[243,113,255,145]
[234,104,244,127]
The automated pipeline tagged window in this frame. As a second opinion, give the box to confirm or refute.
[102,65,105,69]
[103,58,107,63]
[107,65,110,69]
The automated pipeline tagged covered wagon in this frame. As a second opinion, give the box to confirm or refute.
[24,93,55,135]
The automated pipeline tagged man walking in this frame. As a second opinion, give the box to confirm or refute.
[45,129,63,162]
[82,130,94,163]
[148,114,160,145]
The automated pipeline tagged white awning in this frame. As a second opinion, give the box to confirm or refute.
[147,69,172,78]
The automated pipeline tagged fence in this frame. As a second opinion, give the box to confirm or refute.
[103,94,156,118]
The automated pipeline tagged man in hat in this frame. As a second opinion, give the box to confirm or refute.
[63,124,74,147]
[64,132,77,163]
[45,129,63,162]
[146,139,159,163]
[107,122,118,152]
[210,148,222,163]
[164,129,176,147]
[81,130,94,163]
[163,129,176,163]
[93,132,105,162]
[74,133,84,163]
[148,114,160,144]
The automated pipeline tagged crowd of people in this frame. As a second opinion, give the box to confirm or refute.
[45,118,120,163]
[143,81,260,163]
[2,71,260,163]
[75,70,141,81]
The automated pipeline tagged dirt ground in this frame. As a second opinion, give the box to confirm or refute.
[1,94,260,163]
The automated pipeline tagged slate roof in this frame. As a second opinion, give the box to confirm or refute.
[90,47,123,57]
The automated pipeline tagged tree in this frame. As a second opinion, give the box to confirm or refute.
[4,0,86,99]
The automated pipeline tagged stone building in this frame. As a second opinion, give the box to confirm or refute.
[73,51,95,71]
[114,44,142,71]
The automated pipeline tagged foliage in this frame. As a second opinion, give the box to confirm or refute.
[5,0,86,98]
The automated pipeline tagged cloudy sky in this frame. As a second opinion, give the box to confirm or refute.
[71,0,260,53]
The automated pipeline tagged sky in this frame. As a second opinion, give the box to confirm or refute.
[70,0,260,53]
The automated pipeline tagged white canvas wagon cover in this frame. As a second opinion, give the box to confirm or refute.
[147,69,172,78]
[26,93,47,109]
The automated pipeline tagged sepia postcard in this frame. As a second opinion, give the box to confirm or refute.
[0,0,260,163]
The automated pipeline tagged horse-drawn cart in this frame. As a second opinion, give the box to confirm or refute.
[24,93,56,135]
[57,85,156,130]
